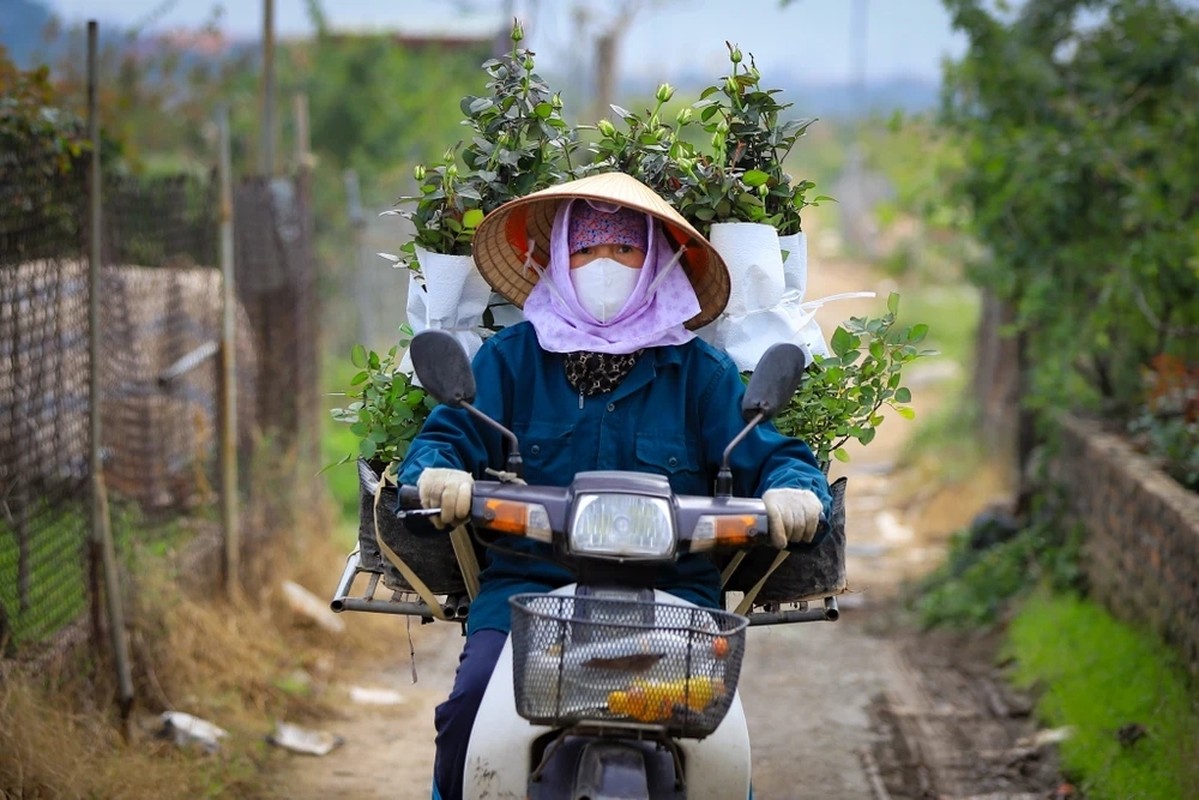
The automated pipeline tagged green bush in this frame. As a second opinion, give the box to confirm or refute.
[942,0,1199,426]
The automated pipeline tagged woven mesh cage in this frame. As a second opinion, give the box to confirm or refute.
[509,593,748,738]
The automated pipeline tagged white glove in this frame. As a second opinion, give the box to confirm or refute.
[762,488,824,548]
[417,468,473,530]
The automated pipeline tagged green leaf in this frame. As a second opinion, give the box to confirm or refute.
[895,406,916,420]
[743,169,769,187]
[830,327,857,357]
[887,292,900,315]
[462,208,485,229]
[833,448,850,463]
[895,387,912,403]
[350,343,367,368]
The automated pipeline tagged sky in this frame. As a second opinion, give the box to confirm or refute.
[37,0,967,86]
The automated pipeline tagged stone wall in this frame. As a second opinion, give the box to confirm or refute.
[1053,414,1199,675]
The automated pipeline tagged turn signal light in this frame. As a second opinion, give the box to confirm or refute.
[482,498,551,542]
[690,515,758,551]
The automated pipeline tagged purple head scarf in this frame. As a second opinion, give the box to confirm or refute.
[568,201,648,253]
[522,199,701,355]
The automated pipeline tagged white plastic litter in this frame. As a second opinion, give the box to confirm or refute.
[281,580,346,634]
[160,711,228,753]
[267,721,345,756]
[349,685,406,706]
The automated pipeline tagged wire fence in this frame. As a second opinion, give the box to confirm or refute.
[1,155,318,666]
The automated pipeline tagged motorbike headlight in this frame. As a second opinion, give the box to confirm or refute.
[568,493,675,558]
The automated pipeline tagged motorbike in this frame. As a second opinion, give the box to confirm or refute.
[331,328,844,800]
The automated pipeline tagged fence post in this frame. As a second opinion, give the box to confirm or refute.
[217,105,240,597]
[259,0,276,175]
[292,92,310,173]
[87,19,135,726]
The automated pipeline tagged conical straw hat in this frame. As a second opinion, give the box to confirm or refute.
[472,172,731,330]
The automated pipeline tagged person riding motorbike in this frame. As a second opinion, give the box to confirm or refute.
[394,172,833,800]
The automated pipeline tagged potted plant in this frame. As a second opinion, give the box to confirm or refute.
[390,19,580,338]
[656,43,852,374]
[581,82,696,200]
[335,20,578,597]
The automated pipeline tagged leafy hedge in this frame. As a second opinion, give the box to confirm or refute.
[941,0,1199,440]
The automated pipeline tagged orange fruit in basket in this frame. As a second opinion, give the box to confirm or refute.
[712,635,731,659]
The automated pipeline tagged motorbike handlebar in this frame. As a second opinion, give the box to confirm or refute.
[390,477,823,556]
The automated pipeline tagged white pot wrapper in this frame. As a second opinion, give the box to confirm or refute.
[778,231,808,297]
[399,246,494,380]
[709,222,786,318]
[718,301,806,370]
[704,217,875,370]
[786,290,879,365]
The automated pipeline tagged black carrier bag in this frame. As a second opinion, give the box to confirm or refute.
[355,459,470,595]
[719,476,848,603]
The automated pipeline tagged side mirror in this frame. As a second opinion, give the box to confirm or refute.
[407,329,525,479]
[410,330,476,407]
[741,343,807,423]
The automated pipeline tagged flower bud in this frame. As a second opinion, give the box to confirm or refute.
[725,76,739,95]
[552,93,563,109]
[758,183,769,198]
[446,164,458,179]
[510,19,524,43]
[656,83,675,103]
[523,56,535,71]
[413,164,426,181]
[729,45,742,64]
[675,107,693,125]
[597,119,617,138]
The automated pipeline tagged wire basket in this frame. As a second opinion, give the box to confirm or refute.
[508,593,748,738]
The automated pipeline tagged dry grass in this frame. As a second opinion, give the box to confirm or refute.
[0,480,400,799]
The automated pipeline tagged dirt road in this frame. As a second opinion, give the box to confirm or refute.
[278,259,1062,799]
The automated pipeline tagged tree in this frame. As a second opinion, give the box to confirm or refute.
[942,0,1199,420]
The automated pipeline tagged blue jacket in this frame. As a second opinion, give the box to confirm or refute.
[397,322,832,634]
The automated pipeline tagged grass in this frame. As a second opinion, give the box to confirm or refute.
[0,501,88,645]
[0,492,400,799]
[1005,590,1199,800]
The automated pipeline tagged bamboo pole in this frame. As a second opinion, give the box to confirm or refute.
[87,19,134,726]
[217,105,240,597]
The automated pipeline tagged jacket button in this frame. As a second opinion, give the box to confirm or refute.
[531,444,541,455]
[668,456,678,468]
[606,403,615,412]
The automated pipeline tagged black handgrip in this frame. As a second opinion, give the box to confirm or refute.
[397,484,421,510]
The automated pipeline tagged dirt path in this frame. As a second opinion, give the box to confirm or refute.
[278,256,1061,799]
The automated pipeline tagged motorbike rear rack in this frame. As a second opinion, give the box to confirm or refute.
[744,595,840,624]
[330,550,470,622]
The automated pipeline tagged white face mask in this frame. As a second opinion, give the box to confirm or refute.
[569,258,641,323]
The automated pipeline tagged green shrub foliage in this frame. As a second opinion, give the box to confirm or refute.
[941,0,1199,423]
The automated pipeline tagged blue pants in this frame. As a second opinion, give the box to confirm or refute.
[432,629,507,800]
